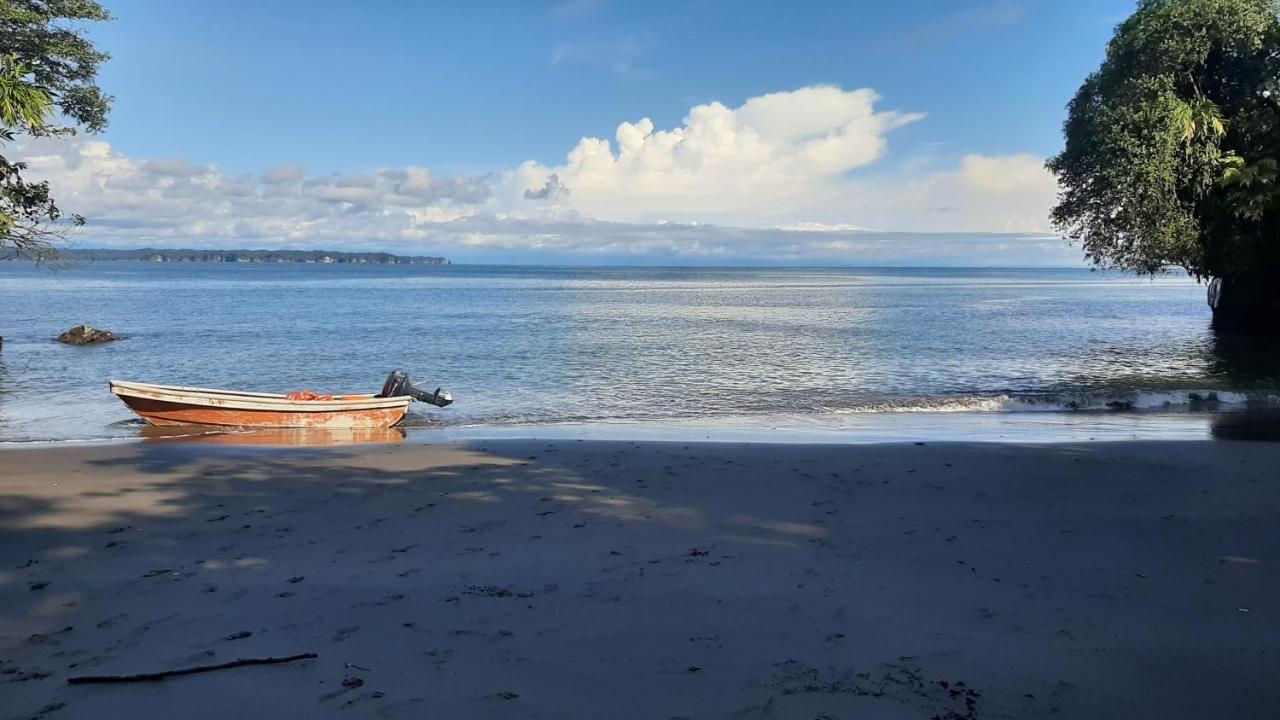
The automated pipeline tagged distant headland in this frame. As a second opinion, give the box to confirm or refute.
[1,248,449,265]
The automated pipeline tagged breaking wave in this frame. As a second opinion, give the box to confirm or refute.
[837,390,1277,414]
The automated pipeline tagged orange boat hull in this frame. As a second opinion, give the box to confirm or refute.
[118,395,409,428]
[139,426,407,445]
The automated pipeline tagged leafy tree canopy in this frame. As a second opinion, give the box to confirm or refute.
[1047,0,1280,279]
[0,0,112,258]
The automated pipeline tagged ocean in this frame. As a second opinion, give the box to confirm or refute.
[1,262,1278,443]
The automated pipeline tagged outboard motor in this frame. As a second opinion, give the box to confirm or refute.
[379,370,454,407]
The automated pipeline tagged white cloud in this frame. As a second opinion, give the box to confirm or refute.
[506,85,1057,234]
[510,85,925,225]
[402,214,1075,266]
[884,153,1059,234]
[141,158,210,177]
[523,172,569,200]
[260,163,306,184]
[13,136,490,245]
[8,84,1067,263]
[775,222,871,233]
[958,153,1055,196]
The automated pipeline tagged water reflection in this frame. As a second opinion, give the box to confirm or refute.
[139,426,407,446]
[1210,410,1280,442]
[1205,335,1280,386]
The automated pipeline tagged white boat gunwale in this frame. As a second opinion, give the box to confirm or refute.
[108,380,412,412]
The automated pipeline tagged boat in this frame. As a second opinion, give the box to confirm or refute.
[109,371,452,429]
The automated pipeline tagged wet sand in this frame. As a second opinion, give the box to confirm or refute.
[1,438,1277,719]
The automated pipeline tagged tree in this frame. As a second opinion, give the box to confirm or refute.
[0,0,112,259]
[1047,0,1280,335]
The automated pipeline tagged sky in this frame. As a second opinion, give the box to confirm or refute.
[13,0,1139,265]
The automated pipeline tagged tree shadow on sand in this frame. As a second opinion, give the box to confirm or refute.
[1,438,1277,719]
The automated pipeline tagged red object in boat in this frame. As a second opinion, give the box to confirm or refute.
[285,390,334,401]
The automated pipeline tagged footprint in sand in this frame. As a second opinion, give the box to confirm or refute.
[318,676,365,703]
[424,648,453,665]
[95,613,128,629]
[342,690,385,708]
[183,650,217,663]
[377,697,426,717]
[332,626,360,642]
[31,702,66,718]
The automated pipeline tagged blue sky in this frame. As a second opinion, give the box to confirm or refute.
[18,0,1140,264]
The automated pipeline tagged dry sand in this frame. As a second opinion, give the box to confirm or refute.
[1,437,1277,719]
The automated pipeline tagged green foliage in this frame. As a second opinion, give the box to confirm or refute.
[1219,155,1280,220]
[1047,0,1280,279]
[0,0,111,257]
[0,54,52,128]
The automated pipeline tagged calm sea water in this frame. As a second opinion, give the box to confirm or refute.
[1,262,1278,443]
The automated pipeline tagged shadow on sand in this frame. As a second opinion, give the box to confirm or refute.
[1,438,1278,718]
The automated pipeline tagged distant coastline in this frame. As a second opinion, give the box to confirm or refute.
[1,248,449,265]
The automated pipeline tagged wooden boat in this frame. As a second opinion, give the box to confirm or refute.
[109,373,449,429]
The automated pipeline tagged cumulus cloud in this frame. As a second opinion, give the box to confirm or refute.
[8,84,1066,263]
[524,172,569,200]
[509,85,925,225]
[503,85,1057,234]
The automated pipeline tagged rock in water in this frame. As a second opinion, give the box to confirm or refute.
[57,325,117,345]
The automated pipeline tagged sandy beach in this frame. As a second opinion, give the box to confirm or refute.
[1,437,1277,719]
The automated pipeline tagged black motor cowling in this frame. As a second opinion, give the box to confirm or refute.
[379,370,453,407]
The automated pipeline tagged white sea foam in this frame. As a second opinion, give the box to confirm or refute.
[835,390,1274,414]
[0,436,133,446]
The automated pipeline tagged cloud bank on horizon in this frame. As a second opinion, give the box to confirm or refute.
[15,84,1071,265]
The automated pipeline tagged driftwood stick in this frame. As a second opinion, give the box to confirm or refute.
[67,653,318,684]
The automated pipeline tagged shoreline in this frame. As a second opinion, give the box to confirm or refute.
[2,437,1277,718]
[4,407,1279,447]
